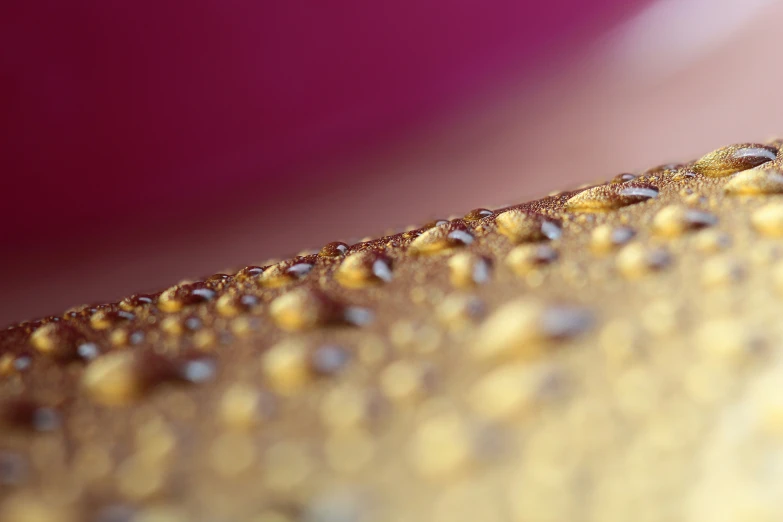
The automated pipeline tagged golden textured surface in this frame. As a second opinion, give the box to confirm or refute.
[3,141,783,521]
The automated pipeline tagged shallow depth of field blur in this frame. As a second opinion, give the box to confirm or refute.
[2,0,783,325]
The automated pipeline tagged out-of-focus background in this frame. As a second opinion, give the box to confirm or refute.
[2,0,783,325]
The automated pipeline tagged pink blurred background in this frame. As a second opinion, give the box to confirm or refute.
[3,0,783,325]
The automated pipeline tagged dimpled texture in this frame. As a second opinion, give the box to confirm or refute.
[3,141,783,521]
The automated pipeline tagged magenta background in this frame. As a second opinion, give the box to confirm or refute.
[2,1,642,245]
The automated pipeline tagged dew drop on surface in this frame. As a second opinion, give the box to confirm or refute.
[77,342,100,361]
[591,225,635,253]
[90,309,135,330]
[342,306,374,326]
[337,251,394,287]
[652,206,717,237]
[216,292,259,317]
[178,357,217,384]
[29,322,84,361]
[260,259,315,288]
[751,203,783,237]
[565,183,658,212]
[158,283,216,312]
[724,165,783,195]
[617,244,672,278]
[234,266,264,282]
[506,244,558,276]
[611,173,637,184]
[319,241,350,258]
[409,223,475,255]
[448,252,492,288]
[0,399,60,432]
[463,208,494,221]
[270,288,336,331]
[494,209,549,244]
[310,345,351,376]
[692,143,777,177]
[119,294,155,312]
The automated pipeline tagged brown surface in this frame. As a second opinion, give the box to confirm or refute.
[3,142,783,520]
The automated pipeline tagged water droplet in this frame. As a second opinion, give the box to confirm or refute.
[215,292,259,317]
[234,265,264,282]
[89,309,135,330]
[436,294,486,330]
[468,363,563,421]
[652,206,717,237]
[0,399,60,432]
[270,288,339,331]
[29,322,84,361]
[157,283,216,313]
[590,225,635,253]
[616,243,672,278]
[342,306,374,326]
[692,143,777,177]
[319,241,350,258]
[118,294,155,312]
[76,342,100,361]
[610,173,637,184]
[448,252,492,288]
[565,183,658,211]
[260,259,315,288]
[701,256,744,289]
[220,384,273,430]
[493,209,550,243]
[178,356,217,384]
[463,208,494,221]
[336,250,393,287]
[261,340,311,394]
[82,351,176,406]
[752,203,783,236]
[0,452,27,485]
[380,360,430,402]
[725,164,783,195]
[506,244,557,276]
[472,300,593,361]
[310,344,351,376]
[693,229,732,253]
[409,223,474,255]
[410,410,474,478]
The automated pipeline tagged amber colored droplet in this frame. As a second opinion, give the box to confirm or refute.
[310,344,351,376]
[468,363,562,421]
[259,259,315,288]
[610,173,637,184]
[463,208,494,221]
[565,183,659,212]
[472,300,593,361]
[436,294,486,330]
[215,293,259,317]
[336,250,393,287]
[448,252,492,288]
[409,223,474,255]
[0,354,31,376]
[261,340,311,394]
[220,384,271,430]
[410,411,473,478]
[0,399,60,432]
[118,294,156,312]
[652,206,717,237]
[751,203,783,237]
[494,209,550,243]
[591,225,635,253]
[616,243,672,278]
[506,244,557,276]
[380,360,430,402]
[82,351,177,406]
[644,163,684,176]
[701,256,744,289]
[724,165,783,195]
[234,266,265,282]
[29,322,86,361]
[158,283,216,313]
[319,241,350,258]
[269,288,339,331]
[89,309,135,330]
[692,143,777,177]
